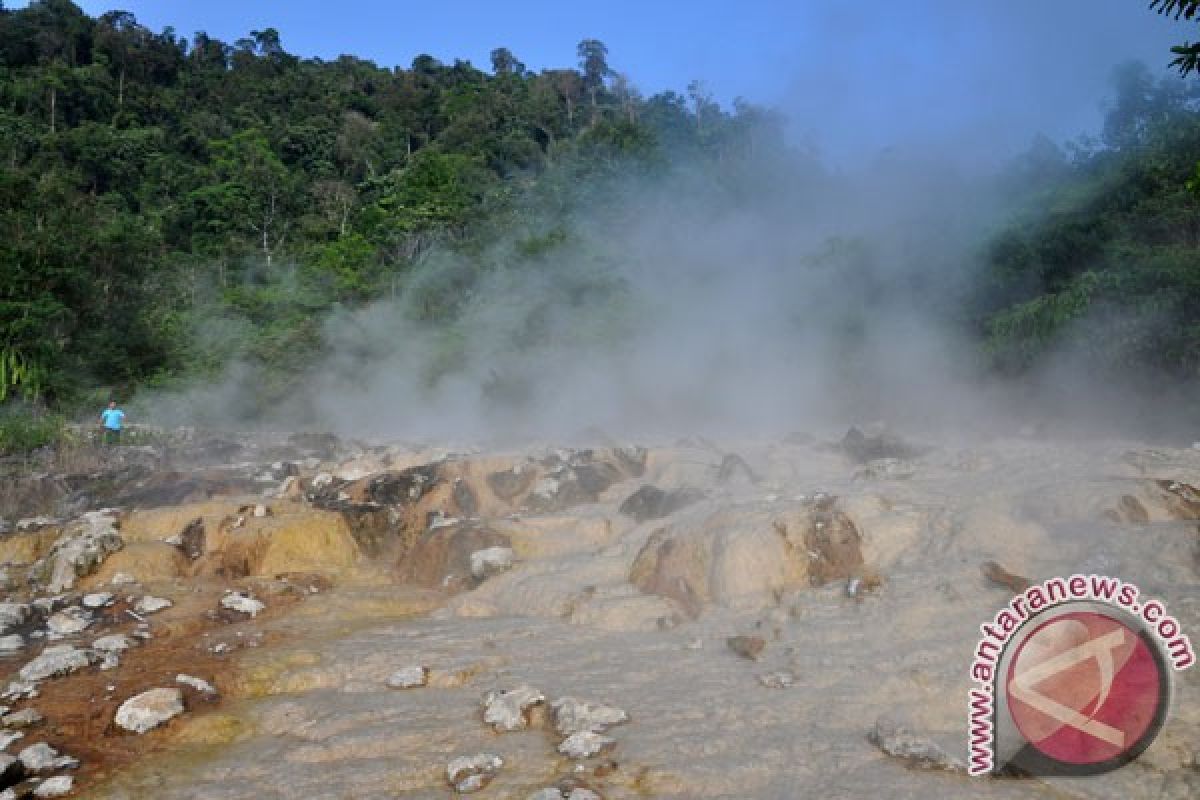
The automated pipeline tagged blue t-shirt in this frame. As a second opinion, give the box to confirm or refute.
[101,409,125,430]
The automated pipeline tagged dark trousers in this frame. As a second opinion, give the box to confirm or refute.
[103,428,122,445]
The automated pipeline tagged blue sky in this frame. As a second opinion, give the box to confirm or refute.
[8,1,1191,164]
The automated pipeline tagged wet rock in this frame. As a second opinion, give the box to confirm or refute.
[0,636,23,653]
[774,496,864,586]
[134,596,172,615]
[17,742,77,772]
[220,592,264,617]
[727,635,766,661]
[401,525,511,592]
[1156,479,1200,519]
[39,510,124,594]
[446,753,503,794]
[45,608,91,637]
[0,731,22,750]
[33,776,73,797]
[469,547,514,580]
[487,464,537,501]
[758,670,795,689]
[19,646,90,682]
[483,685,544,732]
[2,709,42,729]
[114,687,184,733]
[980,561,1030,593]
[868,716,965,772]
[558,731,616,759]
[385,666,428,689]
[840,427,922,464]
[716,453,760,484]
[452,478,478,517]
[551,697,628,736]
[618,486,705,522]
[178,518,206,560]
[81,592,114,609]
[176,674,216,694]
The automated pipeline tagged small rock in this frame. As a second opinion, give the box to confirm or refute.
[527,790,565,800]
[568,790,602,800]
[483,685,544,731]
[551,697,628,736]
[114,688,184,734]
[253,504,269,518]
[17,742,77,772]
[45,608,91,637]
[980,560,1030,593]
[684,638,703,650]
[726,635,766,661]
[0,605,30,635]
[2,709,42,728]
[0,635,24,653]
[134,596,172,614]
[469,547,514,580]
[558,731,616,759]
[220,592,264,617]
[0,731,23,750]
[446,753,503,794]
[176,674,216,694]
[868,715,965,772]
[33,776,74,798]
[386,666,428,689]
[109,573,136,586]
[81,592,114,609]
[19,646,90,682]
[758,671,795,689]
[92,634,132,653]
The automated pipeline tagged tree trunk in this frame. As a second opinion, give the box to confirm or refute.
[49,86,56,134]
[117,68,125,110]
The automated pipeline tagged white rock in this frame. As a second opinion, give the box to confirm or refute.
[109,572,137,586]
[469,547,514,580]
[42,510,123,593]
[176,674,216,694]
[0,604,29,635]
[19,646,90,682]
[33,776,74,798]
[134,596,172,614]
[45,608,91,637]
[527,790,564,800]
[311,472,334,488]
[253,504,268,518]
[446,753,503,794]
[759,670,795,689]
[82,592,114,609]
[386,666,428,689]
[220,593,264,616]
[568,790,602,800]
[17,742,77,772]
[0,635,23,653]
[114,688,184,734]
[2,708,42,728]
[557,731,615,759]
[92,634,132,653]
[551,697,628,736]
[483,685,544,732]
[0,731,23,750]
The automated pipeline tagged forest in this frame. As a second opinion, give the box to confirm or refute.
[1,0,1200,445]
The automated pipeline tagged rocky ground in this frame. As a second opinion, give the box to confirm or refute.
[0,427,1197,798]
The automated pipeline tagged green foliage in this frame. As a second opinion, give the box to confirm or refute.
[0,1,776,408]
[0,410,64,455]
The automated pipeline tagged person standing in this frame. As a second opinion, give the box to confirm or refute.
[100,400,125,445]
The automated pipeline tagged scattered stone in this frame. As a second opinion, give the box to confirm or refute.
[469,547,514,580]
[980,561,1030,594]
[868,716,965,772]
[385,666,428,689]
[92,634,132,653]
[45,608,92,637]
[840,427,922,464]
[483,685,544,731]
[446,753,503,793]
[81,592,114,609]
[618,485,705,522]
[19,646,90,682]
[0,636,23,653]
[1,682,37,701]
[527,790,565,800]
[551,697,628,736]
[176,674,216,695]
[220,592,264,617]
[114,687,185,733]
[558,731,616,759]
[17,742,77,772]
[2,709,42,728]
[568,790,602,800]
[38,510,124,593]
[0,605,29,636]
[134,595,172,615]
[758,671,795,689]
[253,504,269,518]
[727,635,766,661]
[0,731,22,750]
[33,776,74,798]
[109,573,136,586]
[16,517,59,533]
[178,518,206,560]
